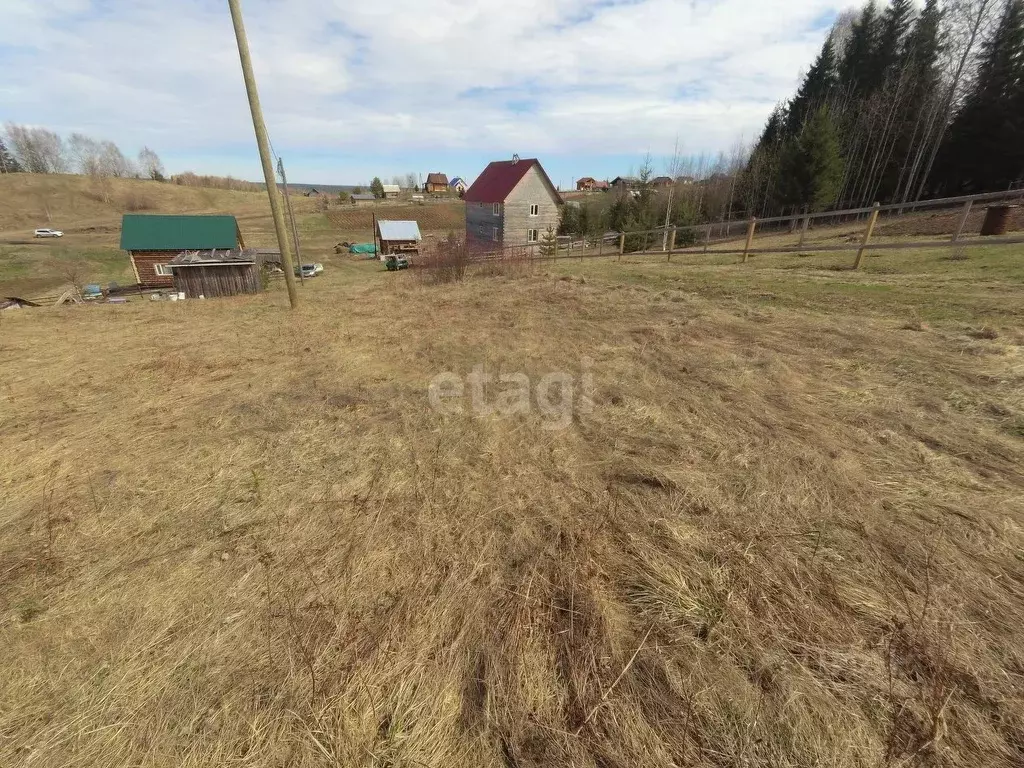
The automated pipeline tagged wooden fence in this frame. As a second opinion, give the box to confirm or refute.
[456,187,1024,270]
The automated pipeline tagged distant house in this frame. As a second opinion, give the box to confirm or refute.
[376,219,422,256]
[350,193,377,206]
[611,176,638,190]
[463,155,562,249]
[651,176,673,188]
[677,176,695,185]
[120,214,241,289]
[304,188,320,197]
[168,249,262,299]
[382,184,401,200]
[576,177,610,192]
[449,177,468,195]
[424,172,449,194]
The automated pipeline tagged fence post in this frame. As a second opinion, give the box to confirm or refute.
[703,224,711,255]
[598,234,604,257]
[952,199,973,242]
[618,233,625,261]
[741,218,757,263]
[798,206,810,247]
[667,228,676,261]
[853,202,881,269]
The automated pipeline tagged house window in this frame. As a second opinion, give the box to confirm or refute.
[492,227,499,242]
[527,229,538,243]
[529,204,539,216]
[492,203,500,216]
[154,264,173,277]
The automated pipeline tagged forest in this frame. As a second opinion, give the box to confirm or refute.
[742,0,1024,218]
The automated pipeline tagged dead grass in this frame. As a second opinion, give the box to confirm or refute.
[1,242,1024,767]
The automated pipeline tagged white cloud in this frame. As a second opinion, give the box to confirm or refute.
[1,0,845,178]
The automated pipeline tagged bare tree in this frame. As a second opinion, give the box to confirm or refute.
[99,141,134,178]
[137,147,165,180]
[404,172,417,190]
[4,124,69,173]
[68,133,102,175]
[390,175,402,187]
[906,0,1000,201]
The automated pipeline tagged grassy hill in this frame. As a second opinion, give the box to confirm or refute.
[0,174,464,297]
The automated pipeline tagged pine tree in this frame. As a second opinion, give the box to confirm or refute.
[0,136,21,173]
[939,0,1024,192]
[786,36,838,136]
[779,107,845,211]
[370,177,385,198]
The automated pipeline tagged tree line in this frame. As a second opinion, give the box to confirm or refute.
[740,0,1024,217]
[1,123,166,181]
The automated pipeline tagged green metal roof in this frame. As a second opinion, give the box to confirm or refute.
[120,215,239,251]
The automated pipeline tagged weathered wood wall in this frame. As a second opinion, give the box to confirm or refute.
[465,200,503,247]
[172,264,261,298]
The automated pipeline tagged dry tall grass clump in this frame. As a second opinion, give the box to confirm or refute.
[1,259,1022,767]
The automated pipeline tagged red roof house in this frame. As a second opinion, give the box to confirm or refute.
[464,156,563,248]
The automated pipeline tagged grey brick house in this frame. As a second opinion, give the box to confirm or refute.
[463,156,562,249]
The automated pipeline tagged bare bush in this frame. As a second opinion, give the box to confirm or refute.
[120,189,154,212]
[417,232,470,284]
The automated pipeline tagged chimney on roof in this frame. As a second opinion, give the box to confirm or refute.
[512,154,520,164]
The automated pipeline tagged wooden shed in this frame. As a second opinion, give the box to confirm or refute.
[375,219,422,255]
[169,249,261,298]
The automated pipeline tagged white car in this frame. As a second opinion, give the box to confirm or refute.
[34,228,64,238]
[313,262,324,274]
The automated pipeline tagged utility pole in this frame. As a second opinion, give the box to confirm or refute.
[277,157,304,284]
[227,0,298,308]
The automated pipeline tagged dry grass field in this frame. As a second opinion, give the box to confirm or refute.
[2,230,1023,767]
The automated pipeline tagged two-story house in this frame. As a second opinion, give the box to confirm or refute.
[463,156,562,249]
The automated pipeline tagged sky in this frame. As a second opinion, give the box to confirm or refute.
[2,0,847,187]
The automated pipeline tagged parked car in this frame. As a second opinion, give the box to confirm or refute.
[385,255,409,271]
[312,262,324,275]
[294,264,317,278]
[34,228,64,238]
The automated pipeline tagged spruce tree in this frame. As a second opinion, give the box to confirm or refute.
[786,36,838,136]
[370,177,385,198]
[780,107,845,211]
[873,0,915,87]
[838,0,880,97]
[939,0,1024,192]
[0,136,21,173]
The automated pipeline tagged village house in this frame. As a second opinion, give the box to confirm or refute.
[382,184,401,200]
[424,172,449,194]
[350,193,377,206]
[576,177,610,192]
[120,214,242,290]
[651,176,674,188]
[463,155,561,249]
[449,177,468,195]
[611,176,638,190]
